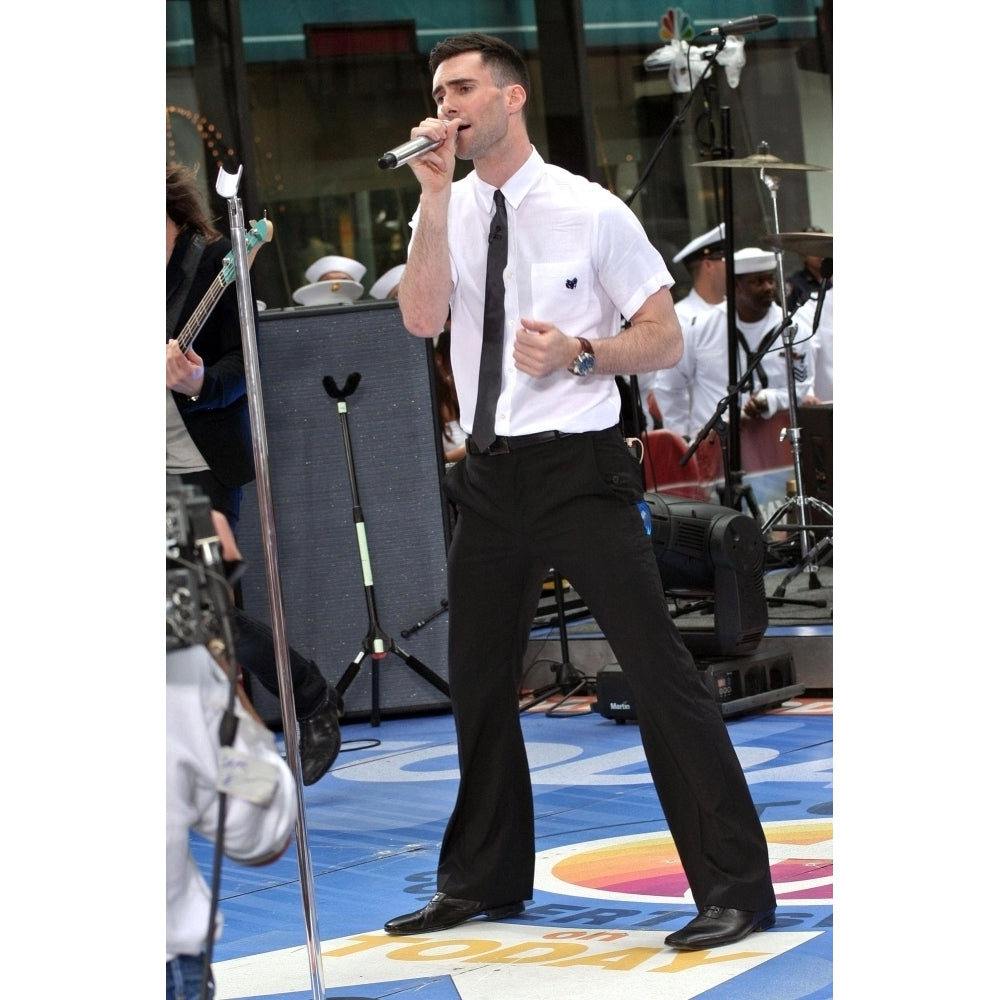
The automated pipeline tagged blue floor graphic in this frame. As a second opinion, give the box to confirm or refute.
[194,702,833,999]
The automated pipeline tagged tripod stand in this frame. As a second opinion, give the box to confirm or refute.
[519,571,591,716]
[322,372,449,726]
[754,166,833,596]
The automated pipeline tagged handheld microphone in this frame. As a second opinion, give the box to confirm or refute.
[692,14,778,42]
[378,135,443,171]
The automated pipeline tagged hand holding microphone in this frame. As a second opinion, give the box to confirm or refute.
[378,134,443,170]
[378,117,463,170]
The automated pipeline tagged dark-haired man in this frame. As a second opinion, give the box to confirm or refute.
[382,33,776,952]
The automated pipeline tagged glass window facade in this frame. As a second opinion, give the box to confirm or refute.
[166,1,832,310]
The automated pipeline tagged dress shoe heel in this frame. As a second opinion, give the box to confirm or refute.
[483,901,525,920]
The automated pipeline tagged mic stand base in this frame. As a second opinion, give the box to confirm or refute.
[323,373,450,727]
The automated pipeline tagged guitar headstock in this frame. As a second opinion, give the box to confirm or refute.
[220,218,275,286]
[246,217,274,264]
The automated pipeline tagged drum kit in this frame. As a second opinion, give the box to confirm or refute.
[690,142,833,595]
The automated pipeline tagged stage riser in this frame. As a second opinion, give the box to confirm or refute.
[525,632,831,700]
[595,649,805,720]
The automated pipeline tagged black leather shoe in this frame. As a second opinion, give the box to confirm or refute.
[298,687,342,786]
[384,892,525,935]
[665,905,776,951]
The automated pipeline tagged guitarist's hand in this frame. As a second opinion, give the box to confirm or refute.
[166,339,206,398]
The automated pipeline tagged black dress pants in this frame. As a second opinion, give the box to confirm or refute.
[437,427,775,913]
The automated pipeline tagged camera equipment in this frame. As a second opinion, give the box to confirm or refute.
[166,476,235,652]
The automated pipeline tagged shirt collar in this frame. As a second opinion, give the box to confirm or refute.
[470,147,544,213]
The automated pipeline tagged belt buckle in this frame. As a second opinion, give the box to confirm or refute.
[486,437,510,455]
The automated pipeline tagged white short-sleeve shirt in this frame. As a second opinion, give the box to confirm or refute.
[409,148,673,437]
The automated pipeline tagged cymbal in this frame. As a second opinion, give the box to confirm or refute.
[762,232,833,257]
[693,153,830,172]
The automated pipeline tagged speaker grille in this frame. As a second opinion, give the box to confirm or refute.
[237,302,452,722]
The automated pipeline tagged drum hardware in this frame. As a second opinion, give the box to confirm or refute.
[762,232,833,258]
[683,140,833,596]
[751,146,833,593]
[693,149,831,172]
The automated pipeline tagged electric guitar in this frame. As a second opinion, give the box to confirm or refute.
[174,217,274,353]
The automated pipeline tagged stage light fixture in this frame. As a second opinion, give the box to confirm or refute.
[645,492,767,657]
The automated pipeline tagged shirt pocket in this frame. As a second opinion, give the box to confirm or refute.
[529,260,594,332]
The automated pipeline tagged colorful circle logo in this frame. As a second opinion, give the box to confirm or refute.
[534,818,832,905]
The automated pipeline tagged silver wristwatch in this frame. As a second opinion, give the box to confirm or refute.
[568,337,596,376]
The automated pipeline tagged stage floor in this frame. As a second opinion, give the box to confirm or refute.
[196,694,834,999]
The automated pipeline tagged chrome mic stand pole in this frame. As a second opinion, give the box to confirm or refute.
[216,165,326,1000]
[754,153,833,592]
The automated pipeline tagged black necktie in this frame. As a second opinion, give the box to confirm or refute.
[471,189,508,451]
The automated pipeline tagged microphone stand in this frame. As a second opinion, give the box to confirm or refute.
[321,372,450,727]
[624,39,728,432]
[215,165,326,1000]
[625,40,726,209]
[683,108,754,508]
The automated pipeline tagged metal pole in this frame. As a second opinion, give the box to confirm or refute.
[215,165,326,1000]
[720,108,742,475]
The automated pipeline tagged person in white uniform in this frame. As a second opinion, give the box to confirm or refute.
[653,223,730,438]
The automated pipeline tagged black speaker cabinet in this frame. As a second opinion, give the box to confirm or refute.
[797,403,832,533]
[237,301,453,722]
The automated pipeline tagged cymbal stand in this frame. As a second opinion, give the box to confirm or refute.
[321,372,450,726]
[755,160,833,594]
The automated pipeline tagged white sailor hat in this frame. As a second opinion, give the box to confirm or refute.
[292,279,365,307]
[369,263,406,300]
[672,223,726,264]
[732,247,778,275]
[304,255,367,286]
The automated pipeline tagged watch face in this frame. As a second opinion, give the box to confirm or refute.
[575,352,596,375]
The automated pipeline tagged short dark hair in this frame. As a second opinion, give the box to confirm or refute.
[429,32,530,101]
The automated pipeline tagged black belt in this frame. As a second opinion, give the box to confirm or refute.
[466,430,568,455]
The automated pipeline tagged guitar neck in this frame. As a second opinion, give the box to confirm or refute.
[171,218,272,355]
[176,271,228,353]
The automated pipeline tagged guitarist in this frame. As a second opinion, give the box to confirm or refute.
[165,163,341,786]
[166,162,252,527]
